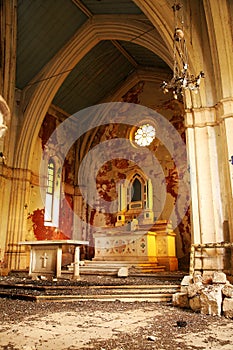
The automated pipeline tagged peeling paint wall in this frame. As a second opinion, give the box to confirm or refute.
[27,81,191,268]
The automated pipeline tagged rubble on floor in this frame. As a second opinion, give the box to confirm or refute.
[173,271,233,318]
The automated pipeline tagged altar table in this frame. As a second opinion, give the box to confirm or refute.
[19,240,89,279]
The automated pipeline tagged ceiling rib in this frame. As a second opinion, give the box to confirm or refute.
[111,40,138,68]
[72,0,93,18]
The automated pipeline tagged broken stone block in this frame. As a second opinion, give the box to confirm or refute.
[147,335,157,341]
[189,295,201,312]
[117,267,128,278]
[212,271,227,284]
[222,284,233,298]
[187,282,204,298]
[172,292,189,308]
[200,285,223,316]
[180,285,188,293]
[39,275,48,281]
[223,298,233,318]
[193,273,203,284]
[181,275,193,286]
[202,272,213,284]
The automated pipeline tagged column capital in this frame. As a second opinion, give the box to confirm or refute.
[184,106,217,129]
[215,97,233,120]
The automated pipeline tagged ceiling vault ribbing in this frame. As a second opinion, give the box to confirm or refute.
[72,0,93,18]
[111,40,138,68]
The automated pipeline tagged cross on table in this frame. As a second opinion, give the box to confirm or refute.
[40,252,48,268]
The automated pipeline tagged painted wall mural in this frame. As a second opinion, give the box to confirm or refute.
[30,81,191,269]
[27,209,69,241]
[59,194,73,238]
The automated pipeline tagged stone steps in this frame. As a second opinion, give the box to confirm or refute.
[66,260,166,276]
[0,283,180,303]
[34,293,173,303]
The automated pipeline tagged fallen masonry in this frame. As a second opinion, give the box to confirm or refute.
[173,271,233,318]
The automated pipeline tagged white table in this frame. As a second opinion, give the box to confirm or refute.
[19,240,89,279]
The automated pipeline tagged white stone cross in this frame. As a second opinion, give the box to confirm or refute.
[40,252,48,268]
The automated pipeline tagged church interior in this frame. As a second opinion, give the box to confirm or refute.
[0,0,233,278]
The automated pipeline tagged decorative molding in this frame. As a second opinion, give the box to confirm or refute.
[215,97,233,119]
[184,107,218,128]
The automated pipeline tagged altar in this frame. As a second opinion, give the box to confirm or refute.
[93,169,178,271]
[19,240,89,279]
[94,221,178,271]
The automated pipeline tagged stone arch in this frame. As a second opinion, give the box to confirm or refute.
[203,0,233,100]
[15,10,206,170]
[16,15,171,170]
[134,0,219,107]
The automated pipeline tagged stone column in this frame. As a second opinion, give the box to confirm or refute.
[0,96,11,263]
[0,1,18,268]
[0,0,17,112]
[185,107,224,271]
[0,0,17,162]
[4,168,32,270]
[0,164,11,263]
[217,98,233,242]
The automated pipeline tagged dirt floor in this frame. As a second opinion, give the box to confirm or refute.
[0,274,233,350]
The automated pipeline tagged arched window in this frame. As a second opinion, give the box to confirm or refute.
[45,159,55,222]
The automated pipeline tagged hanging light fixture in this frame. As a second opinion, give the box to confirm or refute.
[161,2,204,99]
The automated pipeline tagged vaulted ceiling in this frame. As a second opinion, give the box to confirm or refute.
[16,0,173,115]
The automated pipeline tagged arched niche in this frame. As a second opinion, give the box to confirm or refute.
[116,169,154,227]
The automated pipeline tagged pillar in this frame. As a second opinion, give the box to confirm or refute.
[216,98,233,254]
[185,106,225,271]
[0,0,17,162]
[0,0,17,266]
[4,168,32,270]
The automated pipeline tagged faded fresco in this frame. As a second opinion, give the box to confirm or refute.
[27,81,191,269]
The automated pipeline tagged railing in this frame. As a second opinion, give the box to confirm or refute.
[189,242,233,276]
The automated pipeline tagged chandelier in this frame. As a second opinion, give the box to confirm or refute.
[161,2,204,99]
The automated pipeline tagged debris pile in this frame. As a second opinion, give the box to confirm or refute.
[173,271,233,318]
